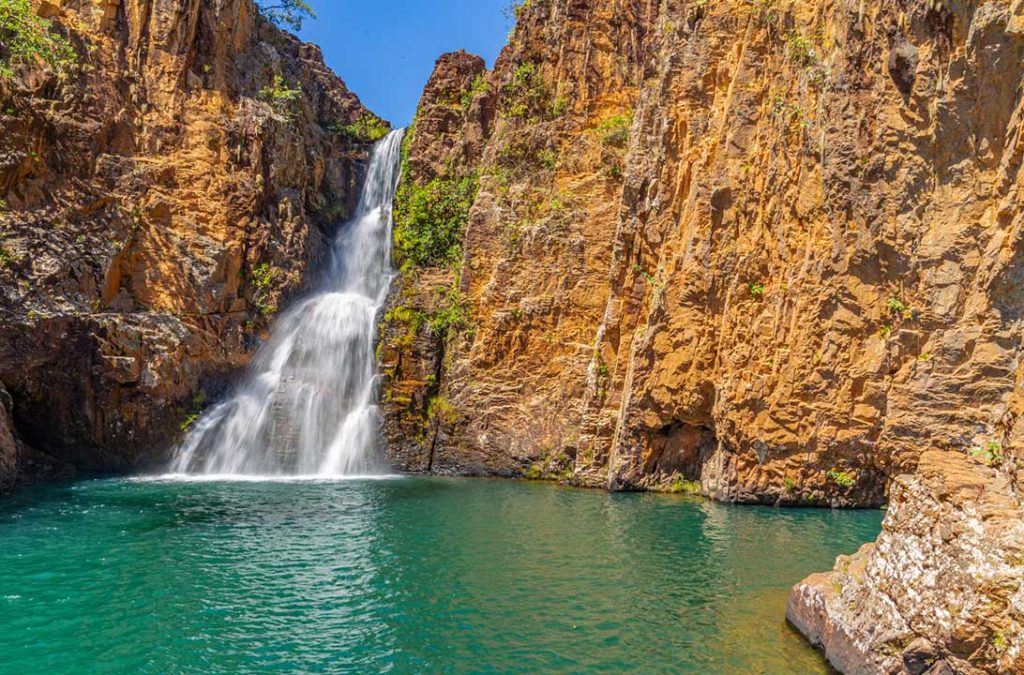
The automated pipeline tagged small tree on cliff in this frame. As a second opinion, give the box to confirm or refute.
[256,0,316,31]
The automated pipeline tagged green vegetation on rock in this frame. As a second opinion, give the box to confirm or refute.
[969,441,1003,467]
[393,171,479,271]
[827,469,856,489]
[597,113,632,148]
[250,262,280,315]
[0,0,76,81]
[501,61,549,121]
[256,0,315,30]
[258,74,301,121]
[331,114,390,144]
[460,74,489,111]
[667,476,702,495]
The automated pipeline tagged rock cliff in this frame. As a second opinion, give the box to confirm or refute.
[382,0,1024,671]
[386,0,1024,506]
[0,0,380,486]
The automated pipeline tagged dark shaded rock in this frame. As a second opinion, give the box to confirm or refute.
[888,35,920,96]
[903,637,939,675]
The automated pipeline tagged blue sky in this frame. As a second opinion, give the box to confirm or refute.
[296,1,511,127]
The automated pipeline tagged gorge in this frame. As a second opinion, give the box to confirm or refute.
[2,0,1024,673]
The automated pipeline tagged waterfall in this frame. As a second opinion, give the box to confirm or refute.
[171,130,405,477]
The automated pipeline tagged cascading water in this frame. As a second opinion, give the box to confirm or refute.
[171,130,405,477]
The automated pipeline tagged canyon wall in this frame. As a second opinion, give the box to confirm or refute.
[0,0,379,486]
[383,0,1024,670]
[385,0,1024,504]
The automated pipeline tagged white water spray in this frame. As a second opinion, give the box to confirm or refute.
[172,130,405,476]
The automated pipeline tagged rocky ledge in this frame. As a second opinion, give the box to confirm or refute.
[788,450,1024,674]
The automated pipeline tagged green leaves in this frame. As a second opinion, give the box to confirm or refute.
[597,113,632,148]
[258,74,301,121]
[250,262,280,315]
[0,0,77,81]
[393,172,479,271]
[256,0,316,31]
[827,469,856,489]
[500,62,549,121]
[331,114,390,143]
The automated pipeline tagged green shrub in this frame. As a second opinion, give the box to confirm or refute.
[969,441,1003,467]
[460,73,489,110]
[258,74,301,121]
[250,262,280,315]
[667,476,702,495]
[179,393,206,432]
[426,284,472,337]
[0,241,16,269]
[331,114,389,143]
[827,469,856,489]
[537,148,558,169]
[256,0,315,30]
[501,61,549,121]
[598,113,632,147]
[886,297,910,317]
[427,395,458,425]
[393,172,479,270]
[786,31,817,67]
[749,281,765,300]
[0,0,76,81]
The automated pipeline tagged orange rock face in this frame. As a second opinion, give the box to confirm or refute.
[0,0,378,483]
[384,0,1024,511]
[379,1,1024,670]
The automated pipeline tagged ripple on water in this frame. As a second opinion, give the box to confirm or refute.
[0,477,880,674]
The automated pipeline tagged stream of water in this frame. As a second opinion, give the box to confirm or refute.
[172,131,405,477]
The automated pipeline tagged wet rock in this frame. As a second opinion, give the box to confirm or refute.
[0,383,17,492]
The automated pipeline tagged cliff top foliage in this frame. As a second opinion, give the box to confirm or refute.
[0,0,76,82]
[256,0,315,31]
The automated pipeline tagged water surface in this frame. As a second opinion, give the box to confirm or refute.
[0,477,880,673]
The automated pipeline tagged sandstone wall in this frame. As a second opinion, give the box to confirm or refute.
[385,0,1024,509]
[0,0,379,484]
